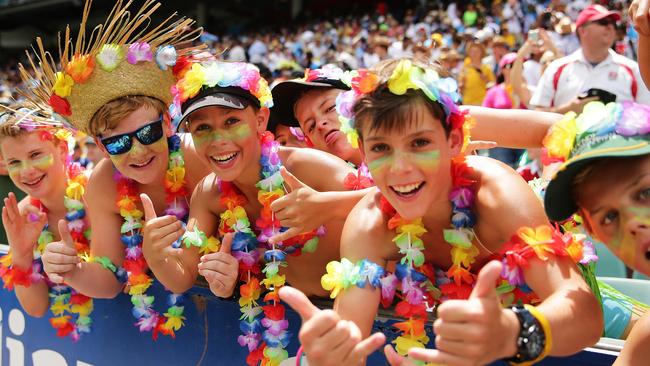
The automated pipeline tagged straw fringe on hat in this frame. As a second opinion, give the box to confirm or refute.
[18,0,205,134]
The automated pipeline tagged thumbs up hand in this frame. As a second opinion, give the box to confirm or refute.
[141,193,184,266]
[397,260,519,366]
[269,167,325,244]
[42,219,82,284]
[198,233,239,298]
[279,286,386,366]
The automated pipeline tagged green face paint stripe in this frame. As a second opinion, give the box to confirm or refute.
[367,150,441,173]
[367,155,394,174]
[193,124,252,146]
[6,153,54,173]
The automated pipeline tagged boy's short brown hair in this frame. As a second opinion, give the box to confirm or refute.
[89,95,167,137]
[353,58,451,139]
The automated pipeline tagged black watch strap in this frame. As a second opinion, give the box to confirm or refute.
[504,304,546,364]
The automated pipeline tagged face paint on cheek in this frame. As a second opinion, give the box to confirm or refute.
[226,124,252,141]
[610,206,650,265]
[412,150,441,171]
[367,155,394,177]
[31,154,54,170]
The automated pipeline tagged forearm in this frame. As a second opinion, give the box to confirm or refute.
[65,262,123,298]
[536,285,603,356]
[639,36,650,88]
[464,106,561,148]
[15,282,50,317]
[321,188,374,221]
[148,255,197,294]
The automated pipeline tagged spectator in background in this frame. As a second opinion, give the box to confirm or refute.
[84,138,103,170]
[531,5,650,114]
[462,3,478,28]
[482,52,525,167]
[71,144,89,168]
[484,36,510,76]
[438,48,462,80]
[459,41,495,105]
[552,16,580,56]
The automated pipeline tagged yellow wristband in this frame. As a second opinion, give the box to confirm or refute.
[524,304,553,364]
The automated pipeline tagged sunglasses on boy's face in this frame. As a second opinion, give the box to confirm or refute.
[100,115,164,155]
[589,18,615,27]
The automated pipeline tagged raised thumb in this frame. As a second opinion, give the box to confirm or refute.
[280,166,305,192]
[469,260,502,300]
[57,219,75,249]
[140,193,157,221]
[279,286,319,322]
[219,233,233,254]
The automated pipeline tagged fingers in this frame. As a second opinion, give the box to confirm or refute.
[198,253,238,273]
[44,242,80,264]
[57,219,76,249]
[435,335,470,356]
[48,273,65,284]
[219,233,233,254]
[384,345,407,366]
[268,227,300,245]
[279,286,320,321]
[436,300,482,322]
[280,166,305,192]
[140,193,157,221]
[408,348,468,366]
[2,206,10,227]
[3,195,17,223]
[433,319,473,341]
[469,260,502,300]
[347,332,386,361]
[269,194,289,213]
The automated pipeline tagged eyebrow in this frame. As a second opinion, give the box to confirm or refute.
[365,129,436,143]
[590,172,650,216]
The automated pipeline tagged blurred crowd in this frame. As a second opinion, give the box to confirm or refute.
[0,0,645,168]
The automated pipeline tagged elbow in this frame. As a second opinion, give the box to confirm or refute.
[24,304,49,318]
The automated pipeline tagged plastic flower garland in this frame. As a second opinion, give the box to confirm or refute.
[171,60,273,120]
[542,101,650,165]
[112,134,189,339]
[0,123,93,341]
[189,131,324,366]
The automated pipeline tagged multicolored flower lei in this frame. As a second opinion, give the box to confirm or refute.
[0,161,93,341]
[171,60,273,121]
[542,101,650,166]
[112,134,189,339]
[202,131,324,366]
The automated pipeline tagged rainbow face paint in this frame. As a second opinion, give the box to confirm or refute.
[367,150,440,177]
[193,123,252,147]
[607,206,650,265]
[7,153,54,180]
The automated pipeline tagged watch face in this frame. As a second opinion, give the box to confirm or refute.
[525,330,544,357]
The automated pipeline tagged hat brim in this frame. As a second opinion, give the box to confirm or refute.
[178,86,259,132]
[577,11,621,28]
[544,139,650,222]
[270,79,349,129]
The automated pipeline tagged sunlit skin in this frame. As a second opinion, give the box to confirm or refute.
[577,154,650,277]
[274,124,307,148]
[184,103,358,297]
[294,88,363,165]
[98,108,171,186]
[0,132,73,318]
[45,104,211,298]
[1,133,67,202]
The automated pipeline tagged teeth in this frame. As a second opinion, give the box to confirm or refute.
[132,158,152,167]
[392,182,422,193]
[213,152,237,162]
[24,176,44,185]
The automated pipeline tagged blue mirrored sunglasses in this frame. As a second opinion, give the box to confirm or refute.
[100,115,164,155]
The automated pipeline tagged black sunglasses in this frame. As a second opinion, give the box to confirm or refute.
[591,18,615,27]
[100,115,164,155]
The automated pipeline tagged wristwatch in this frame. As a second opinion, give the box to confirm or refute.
[504,304,546,364]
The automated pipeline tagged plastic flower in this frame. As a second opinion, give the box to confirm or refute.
[321,258,359,299]
[516,225,564,261]
[394,335,427,356]
[52,72,74,97]
[155,45,177,70]
[127,42,153,64]
[387,59,422,95]
[351,69,379,94]
[96,44,124,71]
[616,101,650,136]
[65,54,95,83]
[180,63,206,100]
[48,95,72,116]
[542,112,577,162]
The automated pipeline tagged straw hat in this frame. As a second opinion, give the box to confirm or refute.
[18,0,204,134]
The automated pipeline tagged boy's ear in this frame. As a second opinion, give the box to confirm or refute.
[257,107,270,133]
[94,137,110,158]
[448,128,463,156]
[577,210,598,238]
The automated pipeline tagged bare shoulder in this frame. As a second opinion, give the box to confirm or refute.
[191,172,222,213]
[86,158,117,208]
[467,156,548,251]
[279,146,354,191]
[341,188,394,262]
[280,146,351,170]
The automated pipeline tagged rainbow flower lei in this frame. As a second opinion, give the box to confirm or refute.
[112,134,189,339]
[171,60,273,122]
[542,101,650,165]
[197,131,324,366]
[0,139,93,341]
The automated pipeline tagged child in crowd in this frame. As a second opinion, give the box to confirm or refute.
[165,58,380,365]
[0,105,93,341]
[22,1,212,338]
[543,101,650,365]
[280,58,602,366]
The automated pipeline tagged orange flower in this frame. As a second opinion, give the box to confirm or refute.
[65,54,95,83]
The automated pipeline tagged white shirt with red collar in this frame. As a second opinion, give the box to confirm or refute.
[530,48,650,108]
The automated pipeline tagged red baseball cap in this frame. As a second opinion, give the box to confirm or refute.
[575,5,621,28]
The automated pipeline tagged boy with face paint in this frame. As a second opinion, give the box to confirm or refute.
[271,64,564,167]
[168,59,379,364]
[544,101,650,365]
[19,1,213,338]
[278,59,602,366]
[0,105,94,340]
